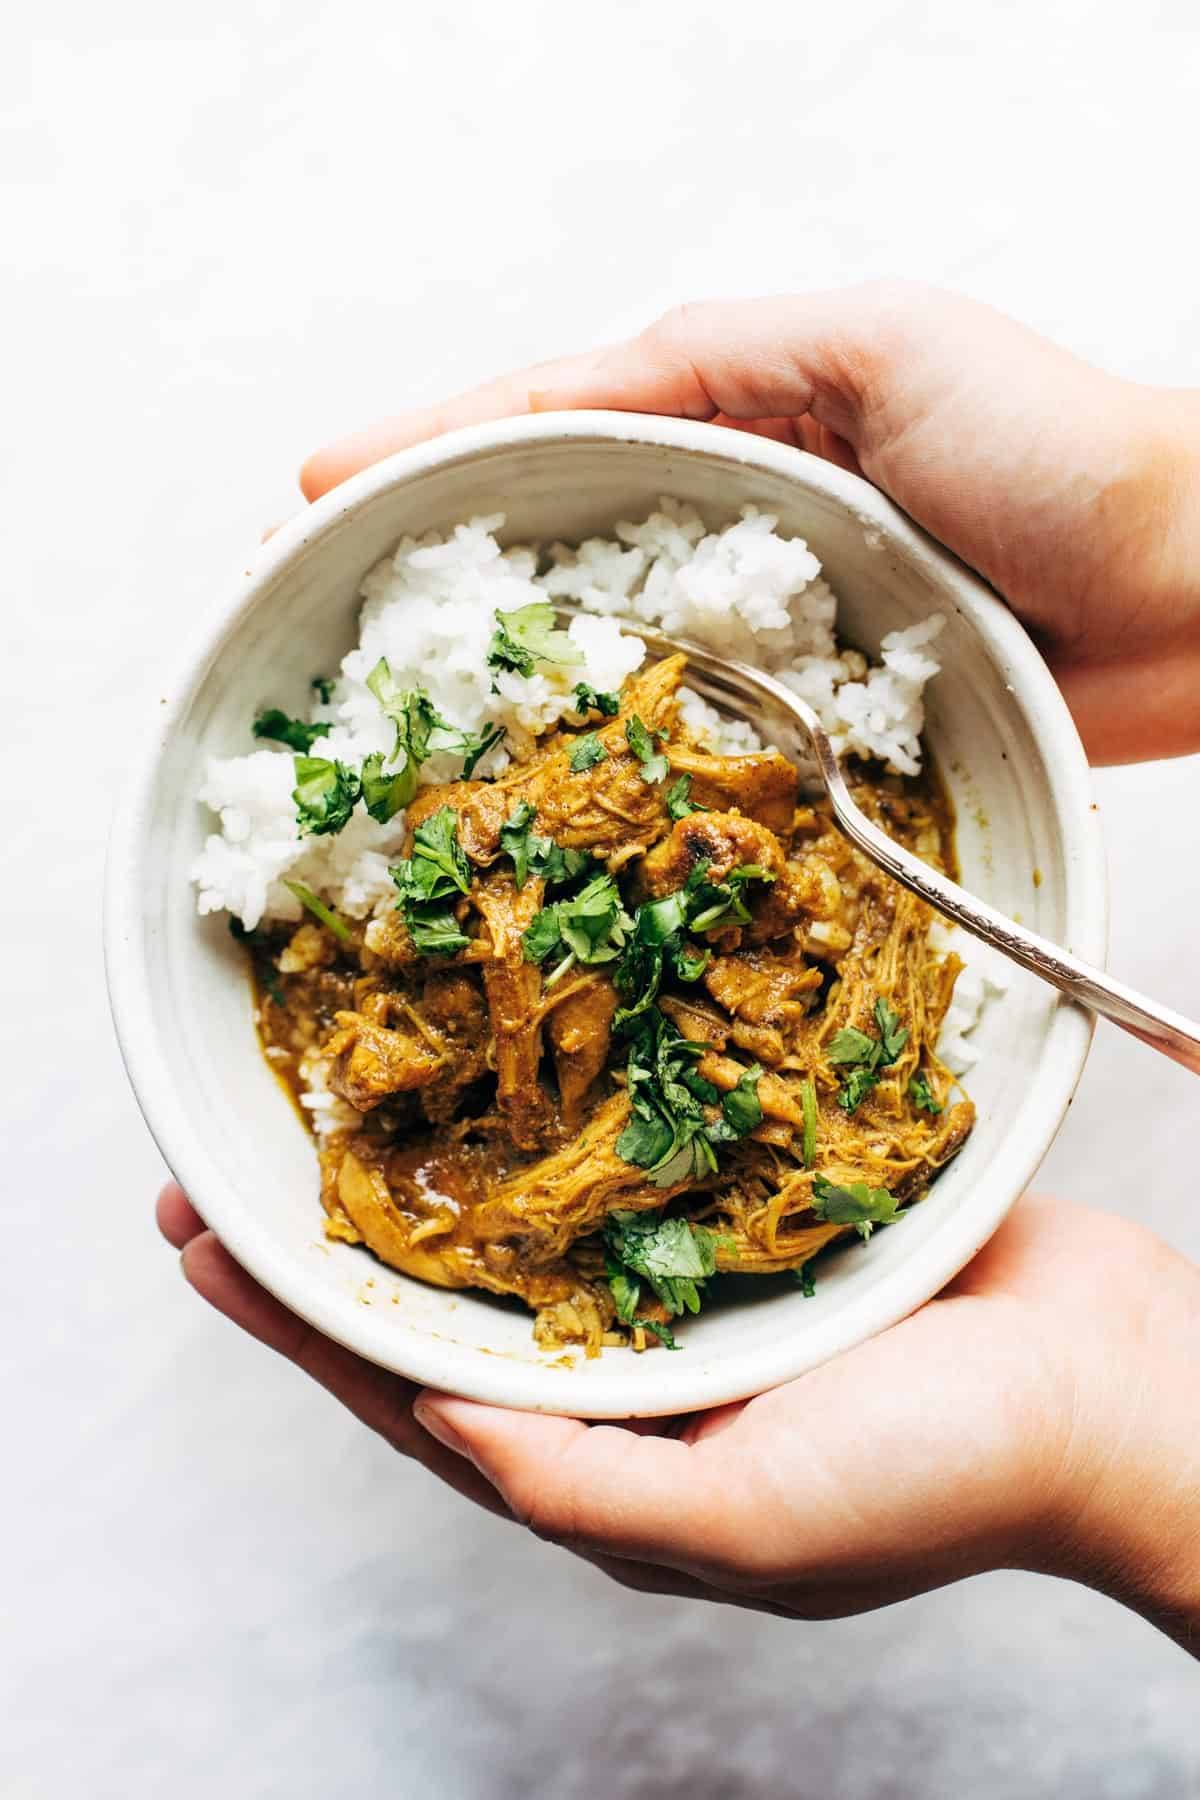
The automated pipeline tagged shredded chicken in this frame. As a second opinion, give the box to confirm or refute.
[246,654,976,1357]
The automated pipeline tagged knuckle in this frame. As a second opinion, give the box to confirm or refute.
[643,299,713,353]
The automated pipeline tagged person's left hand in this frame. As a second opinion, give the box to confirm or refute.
[158,1181,1200,1648]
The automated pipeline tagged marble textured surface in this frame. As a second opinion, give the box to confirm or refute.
[5,3,1200,1794]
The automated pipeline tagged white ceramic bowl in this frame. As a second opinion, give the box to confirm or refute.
[106,412,1106,1418]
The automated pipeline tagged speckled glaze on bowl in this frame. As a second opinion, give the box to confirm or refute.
[105,412,1106,1417]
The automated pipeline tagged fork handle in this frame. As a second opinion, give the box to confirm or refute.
[826,776,1200,1078]
[644,623,1200,1079]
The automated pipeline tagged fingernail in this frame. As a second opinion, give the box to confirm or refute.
[413,1394,471,1461]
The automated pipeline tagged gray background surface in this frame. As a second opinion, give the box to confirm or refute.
[5,3,1200,1794]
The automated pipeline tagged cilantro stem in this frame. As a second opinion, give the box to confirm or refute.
[283,880,352,943]
[800,1077,818,1168]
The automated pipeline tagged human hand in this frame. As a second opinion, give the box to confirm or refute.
[160,1182,1200,1655]
[300,281,1200,764]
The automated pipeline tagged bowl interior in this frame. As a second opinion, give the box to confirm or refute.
[108,417,1103,1416]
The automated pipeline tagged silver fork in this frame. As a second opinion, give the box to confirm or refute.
[602,616,1200,1077]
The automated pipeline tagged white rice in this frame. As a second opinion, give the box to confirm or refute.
[192,500,944,929]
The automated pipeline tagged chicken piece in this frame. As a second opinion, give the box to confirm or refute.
[325,1012,446,1112]
[362,908,420,969]
[404,779,512,866]
[472,870,555,1149]
[666,744,799,833]
[695,1050,807,1129]
[640,810,837,946]
[472,1091,702,1263]
[333,1149,580,1310]
[277,921,337,974]
[544,972,619,1125]
[640,808,786,892]
[703,952,822,1028]
[710,1217,845,1274]
[701,952,821,1066]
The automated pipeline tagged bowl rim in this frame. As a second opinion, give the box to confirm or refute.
[105,409,1107,1417]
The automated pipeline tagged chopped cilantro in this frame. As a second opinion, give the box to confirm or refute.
[614,1007,761,1187]
[827,996,911,1113]
[486,603,582,679]
[388,807,472,955]
[282,879,352,944]
[572,681,620,717]
[794,1260,817,1298]
[636,1318,681,1350]
[909,1072,943,1114]
[360,752,410,824]
[367,660,505,796]
[611,857,774,1030]
[521,872,634,986]
[800,1076,818,1168]
[665,773,706,821]
[253,709,331,754]
[625,713,670,784]
[498,801,593,891]
[604,1208,724,1320]
[686,862,776,933]
[311,676,335,705]
[708,1062,764,1142]
[499,800,538,888]
[811,1174,903,1241]
[292,755,361,837]
[569,732,609,773]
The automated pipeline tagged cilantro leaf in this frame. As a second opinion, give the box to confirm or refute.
[827,1027,878,1066]
[292,756,361,837]
[837,1068,880,1114]
[665,774,706,821]
[408,805,471,895]
[709,1063,764,1141]
[827,997,910,1114]
[311,676,336,705]
[625,714,670,784]
[388,807,472,956]
[487,603,582,678]
[253,709,331,754]
[637,1318,681,1350]
[460,722,506,778]
[499,800,538,888]
[874,997,910,1062]
[569,732,609,773]
[613,1009,757,1189]
[686,862,776,933]
[498,801,592,891]
[604,1208,723,1318]
[361,752,411,823]
[522,872,633,985]
[811,1174,903,1241]
[282,879,351,944]
[404,906,470,955]
[908,1073,943,1114]
[367,660,505,792]
[572,681,620,717]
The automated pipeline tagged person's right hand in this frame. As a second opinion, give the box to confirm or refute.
[300,281,1200,765]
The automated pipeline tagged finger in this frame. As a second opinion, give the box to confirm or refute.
[531,291,882,434]
[181,1233,514,1521]
[299,287,904,503]
[156,1181,206,1248]
[299,347,612,499]
[413,1391,755,1579]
